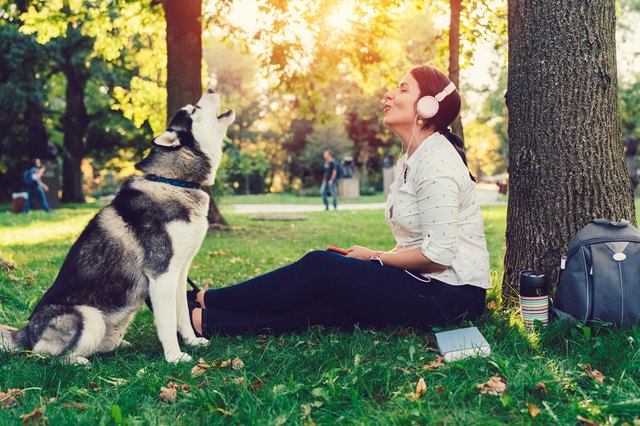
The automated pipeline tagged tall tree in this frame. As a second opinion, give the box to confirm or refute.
[503,1,635,303]
[448,0,463,139]
[160,0,227,229]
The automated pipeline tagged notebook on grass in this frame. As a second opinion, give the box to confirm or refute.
[435,326,491,362]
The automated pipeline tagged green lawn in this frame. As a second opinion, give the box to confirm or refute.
[218,192,388,205]
[0,205,639,425]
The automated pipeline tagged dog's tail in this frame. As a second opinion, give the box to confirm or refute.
[0,325,27,352]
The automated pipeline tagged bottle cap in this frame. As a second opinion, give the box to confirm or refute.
[519,269,547,289]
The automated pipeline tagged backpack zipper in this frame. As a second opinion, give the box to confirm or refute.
[565,236,640,261]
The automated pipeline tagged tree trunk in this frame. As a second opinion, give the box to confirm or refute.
[448,0,464,141]
[163,0,227,229]
[162,0,203,122]
[60,29,91,203]
[503,0,635,304]
[24,100,49,158]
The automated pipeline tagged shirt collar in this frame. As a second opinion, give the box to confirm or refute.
[405,132,444,169]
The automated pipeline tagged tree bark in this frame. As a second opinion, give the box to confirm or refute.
[448,0,464,141]
[503,0,635,304]
[60,28,91,203]
[162,0,227,229]
[162,0,203,122]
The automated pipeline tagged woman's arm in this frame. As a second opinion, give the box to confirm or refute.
[346,245,447,273]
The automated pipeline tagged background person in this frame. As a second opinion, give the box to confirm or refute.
[23,158,51,213]
[187,65,491,337]
[321,150,338,210]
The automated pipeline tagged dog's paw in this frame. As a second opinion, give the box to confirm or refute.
[185,337,209,347]
[116,339,132,349]
[61,355,92,367]
[165,351,193,363]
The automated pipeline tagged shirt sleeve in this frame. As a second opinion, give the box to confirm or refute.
[414,156,461,266]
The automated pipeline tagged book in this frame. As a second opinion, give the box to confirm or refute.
[435,326,491,362]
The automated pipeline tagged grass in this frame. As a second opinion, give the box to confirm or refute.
[0,205,639,425]
[218,192,388,205]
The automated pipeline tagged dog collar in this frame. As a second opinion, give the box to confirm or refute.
[145,174,204,190]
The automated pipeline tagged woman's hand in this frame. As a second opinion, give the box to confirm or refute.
[346,245,374,261]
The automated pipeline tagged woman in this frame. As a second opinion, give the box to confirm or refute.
[189,66,491,337]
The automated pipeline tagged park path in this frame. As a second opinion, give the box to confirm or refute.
[228,184,505,214]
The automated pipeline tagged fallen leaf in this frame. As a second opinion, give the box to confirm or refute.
[216,407,233,416]
[88,382,100,393]
[160,385,177,404]
[0,258,15,270]
[525,402,540,417]
[578,364,604,384]
[203,278,214,287]
[535,382,547,395]
[250,379,264,393]
[300,403,311,418]
[415,378,427,398]
[191,358,211,377]
[0,388,24,408]
[487,300,498,310]
[233,377,245,385]
[231,357,245,370]
[6,274,20,282]
[477,375,507,396]
[434,385,444,394]
[576,415,602,426]
[18,406,47,425]
[212,359,231,368]
[421,356,445,370]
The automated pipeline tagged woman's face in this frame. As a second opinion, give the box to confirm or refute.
[383,73,421,128]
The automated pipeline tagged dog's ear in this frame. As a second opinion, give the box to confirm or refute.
[152,131,180,149]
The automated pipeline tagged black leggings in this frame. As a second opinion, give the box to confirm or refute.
[201,250,486,337]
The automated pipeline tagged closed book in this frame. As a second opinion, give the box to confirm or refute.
[435,326,491,362]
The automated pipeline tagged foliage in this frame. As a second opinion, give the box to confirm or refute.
[1,205,639,424]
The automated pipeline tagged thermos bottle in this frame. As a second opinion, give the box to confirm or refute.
[519,270,549,328]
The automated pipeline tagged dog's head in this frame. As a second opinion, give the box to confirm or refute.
[137,89,235,185]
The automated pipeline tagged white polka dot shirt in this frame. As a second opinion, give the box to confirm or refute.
[385,132,492,289]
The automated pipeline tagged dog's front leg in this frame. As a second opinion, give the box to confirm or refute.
[149,273,192,363]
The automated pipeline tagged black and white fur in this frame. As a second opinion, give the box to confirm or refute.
[0,88,234,364]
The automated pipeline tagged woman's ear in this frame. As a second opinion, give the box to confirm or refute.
[153,131,180,149]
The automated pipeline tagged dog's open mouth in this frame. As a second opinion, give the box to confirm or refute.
[217,110,233,119]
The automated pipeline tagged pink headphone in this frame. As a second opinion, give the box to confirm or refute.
[416,82,457,119]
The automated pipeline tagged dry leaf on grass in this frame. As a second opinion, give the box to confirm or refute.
[421,356,445,370]
[0,258,16,270]
[231,357,245,370]
[576,415,602,426]
[525,402,540,417]
[535,382,547,395]
[406,378,427,400]
[212,359,231,368]
[18,406,47,425]
[159,382,189,404]
[191,358,211,377]
[415,378,427,397]
[476,375,507,396]
[486,300,498,310]
[578,364,605,384]
[233,377,245,385]
[250,379,264,393]
[0,388,24,408]
[159,386,177,404]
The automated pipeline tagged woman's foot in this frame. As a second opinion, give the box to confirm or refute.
[189,302,204,337]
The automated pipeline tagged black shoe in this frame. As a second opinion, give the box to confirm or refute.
[145,277,201,313]
[188,300,206,338]
[187,277,201,303]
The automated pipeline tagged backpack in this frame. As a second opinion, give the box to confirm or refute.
[553,219,640,326]
[335,162,344,179]
[23,168,37,189]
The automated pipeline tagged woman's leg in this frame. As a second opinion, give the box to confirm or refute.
[196,250,486,336]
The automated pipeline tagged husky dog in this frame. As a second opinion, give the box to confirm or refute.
[0,88,234,364]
